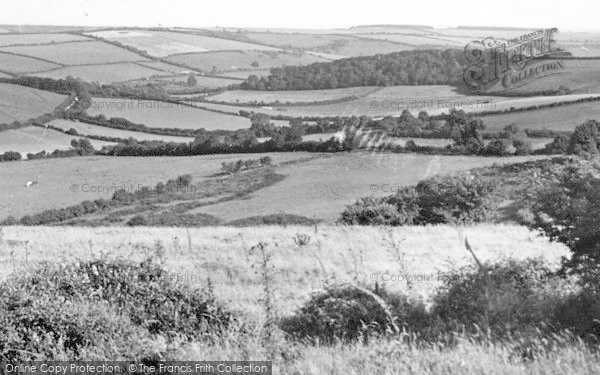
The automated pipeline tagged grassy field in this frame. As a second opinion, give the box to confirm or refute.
[86,98,251,130]
[33,62,172,83]
[194,152,547,222]
[0,41,147,65]
[246,32,414,57]
[87,30,279,57]
[0,224,568,316]
[49,119,195,142]
[189,87,600,118]
[0,153,310,219]
[0,52,61,73]
[0,33,90,46]
[0,82,65,123]
[477,101,600,132]
[205,87,378,104]
[2,224,590,373]
[0,126,113,156]
[165,50,328,73]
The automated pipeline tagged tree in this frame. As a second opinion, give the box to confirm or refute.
[187,75,197,87]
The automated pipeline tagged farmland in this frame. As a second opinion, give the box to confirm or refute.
[0,83,65,123]
[165,50,328,73]
[0,52,61,74]
[0,152,310,220]
[0,33,90,46]
[0,40,147,65]
[189,87,600,118]
[33,62,172,83]
[87,30,280,57]
[476,101,600,132]
[48,119,195,143]
[205,86,379,104]
[0,126,113,156]
[86,98,251,130]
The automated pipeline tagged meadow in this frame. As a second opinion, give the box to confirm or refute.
[0,126,113,156]
[34,62,172,83]
[0,32,90,46]
[0,152,310,220]
[86,98,251,130]
[205,86,379,104]
[165,50,328,73]
[0,82,65,123]
[87,29,279,57]
[2,224,592,374]
[0,40,147,65]
[48,119,196,142]
[476,100,600,132]
[0,52,61,74]
[189,88,600,118]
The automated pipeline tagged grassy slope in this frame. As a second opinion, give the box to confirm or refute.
[2,224,589,373]
[0,82,65,123]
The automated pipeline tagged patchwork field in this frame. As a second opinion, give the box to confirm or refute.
[0,33,90,46]
[48,119,195,142]
[165,50,328,73]
[0,52,61,74]
[0,152,310,219]
[0,126,113,156]
[0,40,147,65]
[0,83,65,123]
[87,98,251,130]
[33,62,171,83]
[88,30,279,57]
[477,101,600,132]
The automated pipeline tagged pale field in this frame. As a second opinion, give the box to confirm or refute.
[0,152,312,219]
[33,62,170,83]
[87,30,279,57]
[0,127,113,156]
[0,33,90,46]
[0,41,147,65]
[477,101,600,132]
[0,224,569,318]
[246,32,413,56]
[216,69,271,79]
[356,33,466,47]
[0,82,65,123]
[134,61,193,74]
[87,98,251,130]
[190,88,600,117]
[49,119,195,143]
[0,52,61,73]
[165,50,327,72]
[485,59,600,94]
[197,152,549,222]
[206,87,378,104]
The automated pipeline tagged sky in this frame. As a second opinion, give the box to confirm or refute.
[1,0,600,32]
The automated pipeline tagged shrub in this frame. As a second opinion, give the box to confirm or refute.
[227,213,317,227]
[127,215,147,226]
[432,258,574,337]
[339,197,416,226]
[339,173,494,226]
[568,120,600,155]
[0,258,231,360]
[280,284,394,342]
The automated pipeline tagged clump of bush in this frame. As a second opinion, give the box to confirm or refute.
[221,156,272,174]
[339,173,494,226]
[227,213,317,227]
[279,284,394,342]
[0,258,231,360]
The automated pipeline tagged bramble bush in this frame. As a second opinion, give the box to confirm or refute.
[339,173,494,226]
[0,257,231,361]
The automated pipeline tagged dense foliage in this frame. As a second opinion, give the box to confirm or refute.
[240,49,467,90]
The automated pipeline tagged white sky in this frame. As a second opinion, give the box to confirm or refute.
[1,0,599,32]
